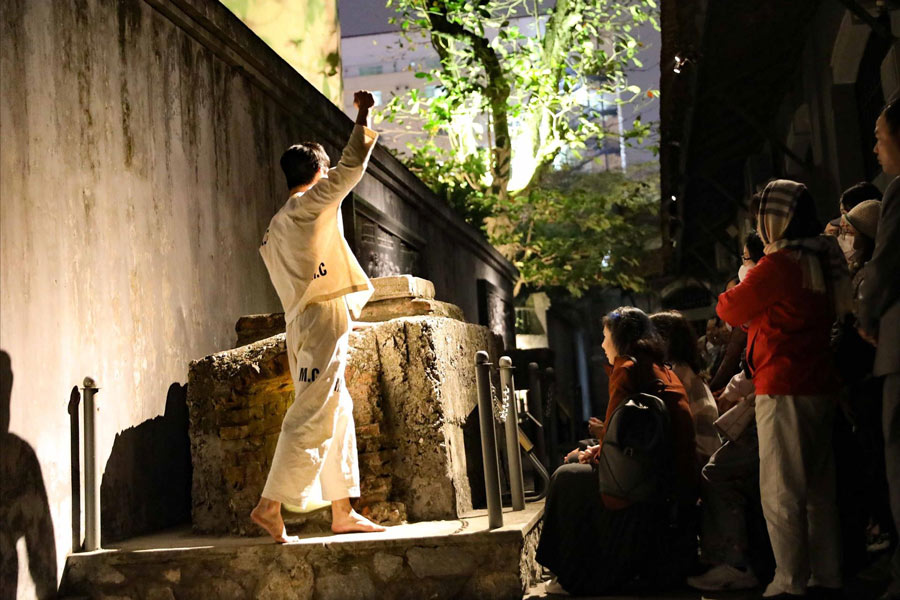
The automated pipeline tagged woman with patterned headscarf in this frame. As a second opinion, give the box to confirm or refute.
[716,179,851,599]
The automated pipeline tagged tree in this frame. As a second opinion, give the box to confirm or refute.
[381,0,660,295]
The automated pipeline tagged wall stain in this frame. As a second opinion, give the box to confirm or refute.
[117,0,142,169]
[3,0,29,177]
[179,33,198,152]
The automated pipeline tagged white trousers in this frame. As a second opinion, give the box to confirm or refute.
[262,297,360,507]
[756,394,841,595]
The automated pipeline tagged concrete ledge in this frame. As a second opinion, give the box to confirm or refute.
[60,502,544,600]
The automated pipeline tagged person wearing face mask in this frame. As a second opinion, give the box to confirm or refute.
[825,182,881,237]
[830,197,884,579]
[708,233,765,394]
[859,99,900,600]
[841,199,881,275]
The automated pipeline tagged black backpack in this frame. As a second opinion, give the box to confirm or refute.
[597,362,673,503]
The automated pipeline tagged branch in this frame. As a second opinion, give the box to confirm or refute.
[426,4,512,198]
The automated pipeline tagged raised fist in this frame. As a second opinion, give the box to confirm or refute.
[353,90,376,110]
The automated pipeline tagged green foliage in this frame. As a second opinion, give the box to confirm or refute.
[380,0,660,294]
[503,167,661,295]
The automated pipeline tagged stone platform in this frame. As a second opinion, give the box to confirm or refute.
[60,502,544,600]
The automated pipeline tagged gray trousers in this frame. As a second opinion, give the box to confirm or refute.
[700,424,760,567]
[886,373,900,594]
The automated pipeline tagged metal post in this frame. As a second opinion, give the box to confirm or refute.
[545,366,559,470]
[527,363,547,468]
[475,352,503,529]
[498,357,525,511]
[82,377,101,551]
[68,388,82,553]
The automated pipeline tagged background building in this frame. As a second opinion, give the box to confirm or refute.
[337,0,660,174]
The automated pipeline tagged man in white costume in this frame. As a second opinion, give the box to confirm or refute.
[251,91,385,542]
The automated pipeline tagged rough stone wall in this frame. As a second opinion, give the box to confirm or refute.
[1,0,514,587]
[187,331,400,535]
[187,316,501,534]
[376,318,502,520]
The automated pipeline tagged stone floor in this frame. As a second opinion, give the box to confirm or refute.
[60,502,544,600]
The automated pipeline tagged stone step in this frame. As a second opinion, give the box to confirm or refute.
[59,502,544,600]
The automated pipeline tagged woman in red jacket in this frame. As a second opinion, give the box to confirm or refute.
[716,180,850,599]
[536,307,698,596]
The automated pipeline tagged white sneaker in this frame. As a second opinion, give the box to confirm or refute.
[687,564,759,591]
[544,577,570,595]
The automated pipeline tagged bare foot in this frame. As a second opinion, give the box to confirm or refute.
[331,509,386,534]
[251,498,299,543]
[330,498,386,534]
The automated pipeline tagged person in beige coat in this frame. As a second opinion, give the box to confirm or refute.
[251,91,385,542]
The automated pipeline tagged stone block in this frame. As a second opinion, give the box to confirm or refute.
[369,275,435,302]
[189,310,501,533]
[406,547,476,578]
[373,553,404,582]
[361,501,407,526]
[235,313,286,347]
[370,317,502,520]
[231,277,440,350]
[359,298,465,323]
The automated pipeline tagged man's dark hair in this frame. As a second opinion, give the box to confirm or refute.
[602,306,665,364]
[744,231,765,262]
[650,311,703,374]
[882,98,900,137]
[280,143,330,190]
[840,182,881,212]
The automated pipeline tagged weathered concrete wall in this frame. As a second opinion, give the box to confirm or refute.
[0,0,515,593]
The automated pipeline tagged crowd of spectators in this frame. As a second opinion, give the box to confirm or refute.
[534,100,900,600]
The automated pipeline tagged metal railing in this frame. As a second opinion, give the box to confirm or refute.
[474,352,503,529]
[72,376,101,552]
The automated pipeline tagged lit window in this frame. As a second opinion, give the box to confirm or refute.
[372,90,383,106]
[425,85,444,98]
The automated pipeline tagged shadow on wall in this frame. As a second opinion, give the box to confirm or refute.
[0,350,58,599]
[100,383,192,543]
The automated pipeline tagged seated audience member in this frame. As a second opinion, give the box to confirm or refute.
[688,367,770,591]
[651,310,721,462]
[825,181,881,236]
[717,179,850,598]
[709,233,765,393]
[537,307,698,596]
[859,99,900,600]
[689,242,773,592]
[701,317,730,380]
